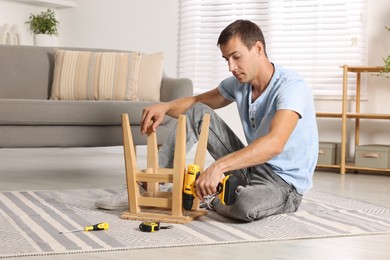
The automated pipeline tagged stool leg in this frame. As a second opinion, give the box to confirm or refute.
[122,114,140,213]
[194,114,211,170]
[171,115,187,217]
[146,125,159,193]
[193,114,211,209]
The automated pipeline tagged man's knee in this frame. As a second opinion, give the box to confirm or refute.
[230,185,287,222]
[186,103,213,118]
[220,186,264,222]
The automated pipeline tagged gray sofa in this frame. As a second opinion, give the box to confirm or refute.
[0,45,193,148]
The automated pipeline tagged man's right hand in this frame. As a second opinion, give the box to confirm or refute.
[140,88,227,135]
[140,103,170,134]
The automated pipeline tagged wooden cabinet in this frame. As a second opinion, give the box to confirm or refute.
[316,65,389,174]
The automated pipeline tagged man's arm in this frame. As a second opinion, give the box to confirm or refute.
[195,109,300,199]
[141,87,231,134]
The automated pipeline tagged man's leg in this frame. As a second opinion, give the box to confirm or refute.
[159,103,247,182]
[212,163,303,222]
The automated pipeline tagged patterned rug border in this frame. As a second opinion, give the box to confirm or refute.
[4,231,390,259]
[1,189,390,258]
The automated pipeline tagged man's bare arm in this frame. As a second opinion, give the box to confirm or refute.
[141,88,231,134]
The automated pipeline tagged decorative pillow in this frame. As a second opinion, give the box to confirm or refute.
[50,49,164,101]
[137,52,164,101]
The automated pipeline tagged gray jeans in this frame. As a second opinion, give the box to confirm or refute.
[158,103,302,222]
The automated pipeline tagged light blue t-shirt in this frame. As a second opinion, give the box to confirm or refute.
[218,63,318,194]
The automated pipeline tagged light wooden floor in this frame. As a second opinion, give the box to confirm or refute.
[1,146,390,260]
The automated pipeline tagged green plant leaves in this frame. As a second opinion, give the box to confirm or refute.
[26,9,59,36]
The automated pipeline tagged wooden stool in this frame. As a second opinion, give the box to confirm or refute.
[120,113,210,224]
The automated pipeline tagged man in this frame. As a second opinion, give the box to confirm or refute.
[96,20,318,222]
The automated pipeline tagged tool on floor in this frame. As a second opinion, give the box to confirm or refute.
[59,222,109,234]
[139,221,172,232]
[183,164,241,210]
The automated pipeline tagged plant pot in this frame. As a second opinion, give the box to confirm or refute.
[34,34,58,47]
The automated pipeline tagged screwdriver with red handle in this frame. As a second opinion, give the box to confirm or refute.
[59,222,109,234]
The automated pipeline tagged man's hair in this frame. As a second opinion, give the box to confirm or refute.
[217,19,267,57]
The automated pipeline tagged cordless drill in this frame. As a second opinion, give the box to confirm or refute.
[182,164,240,210]
[183,164,200,211]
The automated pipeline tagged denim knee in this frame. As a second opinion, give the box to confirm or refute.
[185,103,213,121]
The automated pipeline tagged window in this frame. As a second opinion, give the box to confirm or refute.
[178,0,367,96]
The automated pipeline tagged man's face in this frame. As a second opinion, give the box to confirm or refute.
[220,36,259,83]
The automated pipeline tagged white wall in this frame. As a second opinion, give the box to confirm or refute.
[0,0,178,77]
[364,1,390,145]
[0,1,45,45]
[57,0,178,77]
[1,0,389,158]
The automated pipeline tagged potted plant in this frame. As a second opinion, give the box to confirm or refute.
[25,9,59,46]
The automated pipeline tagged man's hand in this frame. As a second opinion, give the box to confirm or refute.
[140,103,170,134]
[195,163,224,201]
[140,89,230,135]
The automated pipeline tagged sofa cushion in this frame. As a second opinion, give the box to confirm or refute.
[0,99,171,126]
[50,49,140,101]
[137,52,164,101]
[50,49,164,101]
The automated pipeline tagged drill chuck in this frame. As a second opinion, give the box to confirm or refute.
[183,193,195,211]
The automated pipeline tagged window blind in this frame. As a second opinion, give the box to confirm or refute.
[178,0,367,96]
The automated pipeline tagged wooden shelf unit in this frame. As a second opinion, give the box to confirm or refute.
[316,112,390,120]
[316,65,387,174]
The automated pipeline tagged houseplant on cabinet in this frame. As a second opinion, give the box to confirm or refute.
[25,9,59,46]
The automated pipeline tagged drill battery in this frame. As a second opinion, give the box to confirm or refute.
[217,174,240,205]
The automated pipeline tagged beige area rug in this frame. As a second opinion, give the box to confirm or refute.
[1,188,390,258]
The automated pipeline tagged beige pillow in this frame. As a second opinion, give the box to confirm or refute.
[137,52,164,101]
[50,49,164,101]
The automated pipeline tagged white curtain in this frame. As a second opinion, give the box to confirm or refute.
[178,0,367,96]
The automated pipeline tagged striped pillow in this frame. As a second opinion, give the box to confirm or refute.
[50,49,163,101]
